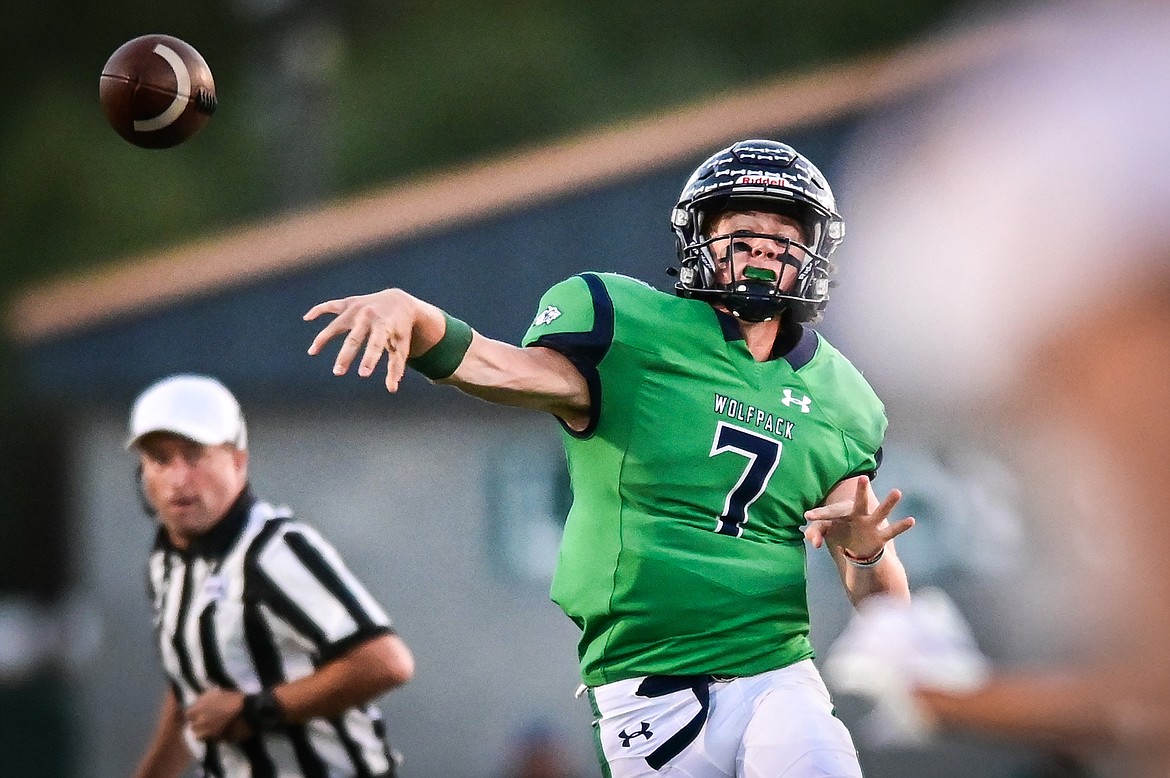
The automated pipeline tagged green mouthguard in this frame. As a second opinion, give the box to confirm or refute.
[743,266,777,282]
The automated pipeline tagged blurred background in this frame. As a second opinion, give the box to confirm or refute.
[2,0,1151,776]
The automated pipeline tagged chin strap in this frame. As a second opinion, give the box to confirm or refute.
[673,281,787,323]
[725,278,787,322]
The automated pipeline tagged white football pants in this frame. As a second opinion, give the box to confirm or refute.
[588,659,863,777]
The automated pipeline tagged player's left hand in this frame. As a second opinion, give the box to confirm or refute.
[803,475,915,559]
[187,687,246,740]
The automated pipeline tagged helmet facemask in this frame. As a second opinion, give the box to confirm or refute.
[677,223,833,323]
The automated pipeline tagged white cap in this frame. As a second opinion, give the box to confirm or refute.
[127,374,248,450]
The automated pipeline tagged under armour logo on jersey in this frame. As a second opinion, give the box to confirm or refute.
[781,389,812,413]
[531,305,562,326]
[618,722,653,747]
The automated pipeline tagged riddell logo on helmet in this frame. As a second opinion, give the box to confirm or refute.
[736,174,787,187]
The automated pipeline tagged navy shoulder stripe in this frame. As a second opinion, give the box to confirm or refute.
[528,272,614,438]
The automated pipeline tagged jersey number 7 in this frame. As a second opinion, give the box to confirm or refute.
[709,421,781,538]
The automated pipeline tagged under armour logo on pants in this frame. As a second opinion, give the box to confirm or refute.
[634,675,712,770]
[619,722,653,747]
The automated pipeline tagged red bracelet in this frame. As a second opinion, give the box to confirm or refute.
[842,545,885,567]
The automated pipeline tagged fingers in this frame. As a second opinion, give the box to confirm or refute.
[883,515,916,542]
[871,488,903,525]
[804,475,875,522]
[187,708,216,740]
[807,487,904,525]
[357,319,391,378]
[191,719,224,740]
[185,689,241,740]
[804,520,831,549]
[306,310,358,360]
[853,474,869,507]
[304,299,352,357]
[329,303,396,377]
[385,341,408,393]
[805,483,915,557]
[304,292,413,394]
[303,298,346,323]
[224,719,254,742]
[347,317,409,391]
[805,501,847,522]
[359,319,410,392]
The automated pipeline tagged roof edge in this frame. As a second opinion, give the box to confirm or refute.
[8,19,1020,343]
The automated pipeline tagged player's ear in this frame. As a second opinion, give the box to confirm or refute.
[135,462,156,518]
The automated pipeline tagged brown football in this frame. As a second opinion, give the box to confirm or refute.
[99,34,217,149]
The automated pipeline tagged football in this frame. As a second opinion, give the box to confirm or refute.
[99,34,217,149]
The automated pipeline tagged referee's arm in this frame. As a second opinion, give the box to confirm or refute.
[270,631,413,721]
[188,524,416,740]
[189,629,414,741]
[133,686,191,778]
[255,524,415,719]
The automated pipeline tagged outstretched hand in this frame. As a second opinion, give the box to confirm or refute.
[803,475,915,560]
[304,289,426,393]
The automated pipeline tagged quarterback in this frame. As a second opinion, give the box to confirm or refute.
[305,139,914,777]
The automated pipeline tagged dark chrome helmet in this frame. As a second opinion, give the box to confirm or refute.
[670,139,845,322]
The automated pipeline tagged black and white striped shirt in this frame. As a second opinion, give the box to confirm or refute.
[148,488,397,777]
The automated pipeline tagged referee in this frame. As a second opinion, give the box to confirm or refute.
[128,374,415,778]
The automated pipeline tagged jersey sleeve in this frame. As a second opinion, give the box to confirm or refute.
[808,335,889,485]
[842,438,885,481]
[521,275,599,347]
[837,393,887,482]
[521,274,616,437]
[251,522,392,662]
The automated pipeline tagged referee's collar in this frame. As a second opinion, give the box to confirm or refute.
[155,486,256,559]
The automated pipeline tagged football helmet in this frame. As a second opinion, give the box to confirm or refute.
[670,139,845,322]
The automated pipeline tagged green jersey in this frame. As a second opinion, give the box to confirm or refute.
[521,273,886,686]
